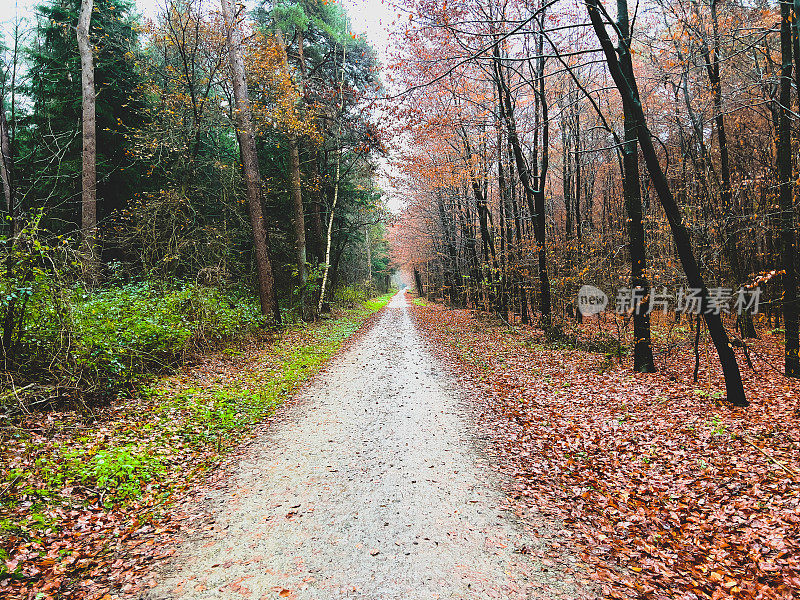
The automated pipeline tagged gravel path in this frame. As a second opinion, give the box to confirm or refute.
[145,290,579,599]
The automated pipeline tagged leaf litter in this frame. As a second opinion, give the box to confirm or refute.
[0,298,392,600]
[410,301,800,600]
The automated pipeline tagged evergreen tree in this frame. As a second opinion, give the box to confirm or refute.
[21,0,144,238]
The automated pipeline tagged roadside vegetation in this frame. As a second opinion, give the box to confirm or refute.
[0,289,392,598]
[0,0,397,594]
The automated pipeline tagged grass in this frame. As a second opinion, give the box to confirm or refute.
[1,291,394,512]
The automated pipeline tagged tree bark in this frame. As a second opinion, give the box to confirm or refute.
[618,0,655,372]
[574,106,582,244]
[587,0,747,405]
[793,0,800,109]
[533,25,552,330]
[0,101,14,237]
[274,28,309,320]
[563,112,572,238]
[414,268,425,298]
[221,0,280,322]
[779,0,799,377]
[77,0,98,283]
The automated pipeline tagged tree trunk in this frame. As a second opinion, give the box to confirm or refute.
[618,0,655,372]
[533,26,552,330]
[574,107,582,243]
[587,0,747,405]
[317,30,347,314]
[497,119,510,320]
[460,124,500,310]
[437,192,461,304]
[221,0,280,322]
[794,0,800,107]
[779,0,800,377]
[505,102,529,324]
[274,28,309,319]
[414,268,425,298]
[0,101,14,237]
[288,134,308,315]
[5,22,19,238]
[365,224,372,285]
[493,34,551,328]
[703,0,755,337]
[457,192,481,308]
[309,152,325,262]
[473,183,500,308]
[563,114,572,238]
[77,0,98,283]
[297,29,324,265]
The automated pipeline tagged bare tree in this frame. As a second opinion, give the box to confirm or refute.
[778,0,798,377]
[586,0,747,406]
[616,0,655,372]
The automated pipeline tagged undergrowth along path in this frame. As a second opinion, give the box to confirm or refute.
[0,294,393,600]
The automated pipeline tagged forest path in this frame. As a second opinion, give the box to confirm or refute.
[144,290,575,600]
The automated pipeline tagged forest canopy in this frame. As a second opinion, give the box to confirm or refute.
[388,0,800,405]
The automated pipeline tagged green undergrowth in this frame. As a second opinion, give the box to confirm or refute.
[1,292,393,516]
[2,280,267,399]
[146,291,394,461]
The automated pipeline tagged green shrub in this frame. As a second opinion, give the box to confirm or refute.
[3,278,266,399]
[85,446,165,503]
[332,284,378,306]
[23,445,166,507]
[71,283,265,392]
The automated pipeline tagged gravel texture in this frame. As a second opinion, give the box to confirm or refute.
[144,290,580,599]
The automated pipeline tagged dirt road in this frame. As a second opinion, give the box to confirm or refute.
[145,290,579,599]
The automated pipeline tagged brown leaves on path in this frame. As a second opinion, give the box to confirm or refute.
[410,302,800,600]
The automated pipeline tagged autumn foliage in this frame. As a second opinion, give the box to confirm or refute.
[411,300,800,600]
